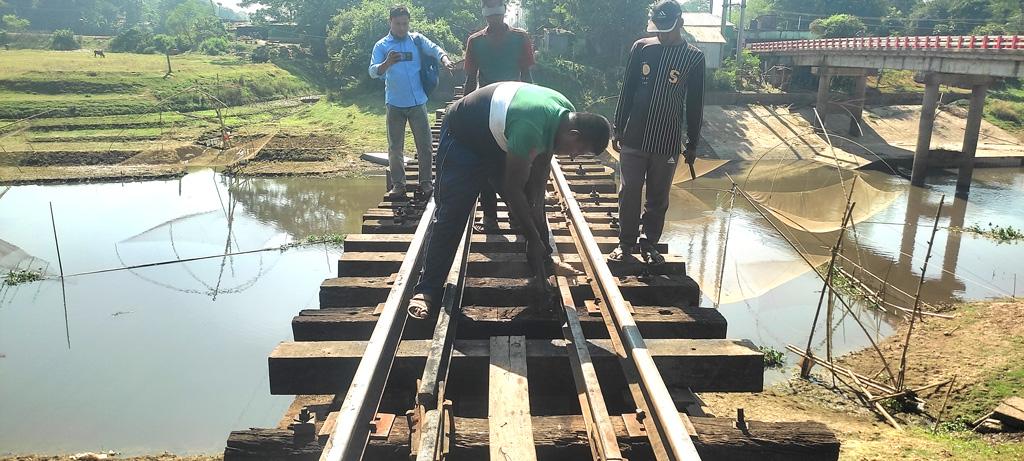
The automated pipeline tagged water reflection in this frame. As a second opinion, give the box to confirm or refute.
[0,170,384,454]
[664,162,1024,383]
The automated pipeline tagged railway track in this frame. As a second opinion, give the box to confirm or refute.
[225,94,840,461]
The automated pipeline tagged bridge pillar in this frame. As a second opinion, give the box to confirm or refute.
[815,64,830,128]
[956,83,989,197]
[911,75,940,187]
[849,75,868,136]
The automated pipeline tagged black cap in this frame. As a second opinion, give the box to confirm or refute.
[648,0,682,33]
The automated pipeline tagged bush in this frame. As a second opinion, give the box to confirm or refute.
[326,0,461,86]
[809,14,867,38]
[709,50,762,91]
[988,99,1023,124]
[152,34,176,54]
[110,27,153,53]
[971,23,1009,36]
[198,36,230,55]
[532,53,620,116]
[49,29,80,51]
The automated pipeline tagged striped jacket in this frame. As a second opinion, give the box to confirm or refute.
[614,37,705,157]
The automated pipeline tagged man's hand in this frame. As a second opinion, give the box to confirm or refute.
[442,56,456,73]
[684,146,697,165]
[379,50,402,74]
[612,137,622,153]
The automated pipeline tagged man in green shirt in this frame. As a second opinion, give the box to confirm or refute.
[464,0,537,233]
[408,82,611,319]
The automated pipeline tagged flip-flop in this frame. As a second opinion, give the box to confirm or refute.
[407,293,435,320]
[608,246,641,264]
[639,239,665,265]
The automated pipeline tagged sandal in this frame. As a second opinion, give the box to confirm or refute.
[608,246,641,264]
[639,238,665,265]
[407,293,436,320]
[472,216,500,234]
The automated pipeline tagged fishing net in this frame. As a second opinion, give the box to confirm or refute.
[747,177,901,233]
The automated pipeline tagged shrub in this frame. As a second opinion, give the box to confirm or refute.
[50,29,80,51]
[326,0,461,86]
[110,27,153,53]
[810,14,867,38]
[971,23,1009,36]
[198,36,230,55]
[152,34,176,54]
[988,99,1023,124]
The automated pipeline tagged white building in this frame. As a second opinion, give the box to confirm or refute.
[681,12,730,69]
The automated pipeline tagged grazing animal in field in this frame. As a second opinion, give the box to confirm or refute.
[93,50,106,58]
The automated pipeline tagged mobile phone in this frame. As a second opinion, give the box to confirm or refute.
[401,51,414,61]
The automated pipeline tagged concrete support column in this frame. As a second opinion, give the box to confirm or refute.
[815,66,830,129]
[940,197,967,285]
[849,75,868,136]
[956,84,989,197]
[911,78,940,187]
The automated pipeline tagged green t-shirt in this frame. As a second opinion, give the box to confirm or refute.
[489,83,574,158]
[465,26,535,86]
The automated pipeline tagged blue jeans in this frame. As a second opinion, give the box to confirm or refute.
[414,121,502,300]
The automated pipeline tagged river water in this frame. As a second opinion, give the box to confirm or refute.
[1,164,1022,454]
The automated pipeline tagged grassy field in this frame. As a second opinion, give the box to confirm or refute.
[0,49,313,119]
[0,49,433,183]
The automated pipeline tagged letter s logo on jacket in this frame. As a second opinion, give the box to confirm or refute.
[668,69,681,84]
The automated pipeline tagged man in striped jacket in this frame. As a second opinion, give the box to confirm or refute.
[611,0,705,264]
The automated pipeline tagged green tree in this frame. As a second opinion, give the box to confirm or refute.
[198,36,230,55]
[910,0,992,35]
[165,0,226,50]
[523,0,652,69]
[1,14,28,32]
[242,0,360,58]
[49,28,80,50]
[810,14,867,37]
[110,27,154,52]
[326,0,461,85]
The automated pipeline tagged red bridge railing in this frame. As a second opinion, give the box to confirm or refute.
[748,35,1024,53]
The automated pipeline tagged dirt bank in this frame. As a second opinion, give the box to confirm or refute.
[701,299,1024,460]
[0,134,383,185]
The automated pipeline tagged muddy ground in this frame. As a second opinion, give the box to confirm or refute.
[701,299,1024,460]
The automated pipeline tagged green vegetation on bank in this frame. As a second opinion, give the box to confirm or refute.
[0,50,312,119]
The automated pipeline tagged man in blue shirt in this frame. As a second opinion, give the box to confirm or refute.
[369,5,455,198]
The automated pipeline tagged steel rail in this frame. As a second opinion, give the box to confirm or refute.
[320,198,437,461]
[415,202,478,461]
[550,157,703,461]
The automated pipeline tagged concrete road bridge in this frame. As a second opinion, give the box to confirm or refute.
[749,35,1024,196]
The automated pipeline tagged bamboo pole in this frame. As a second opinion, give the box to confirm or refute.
[49,202,70,349]
[897,195,946,390]
[933,376,957,431]
[847,368,903,431]
[803,200,856,378]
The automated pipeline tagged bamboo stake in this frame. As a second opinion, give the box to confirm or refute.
[897,195,945,390]
[49,202,70,349]
[714,184,738,309]
[847,368,903,431]
[868,378,953,403]
[786,345,896,395]
[933,375,957,431]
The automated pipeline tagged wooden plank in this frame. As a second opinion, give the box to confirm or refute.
[993,397,1024,428]
[342,234,666,254]
[337,252,686,278]
[320,276,700,308]
[267,338,763,395]
[226,415,840,461]
[489,336,537,461]
[292,305,727,341]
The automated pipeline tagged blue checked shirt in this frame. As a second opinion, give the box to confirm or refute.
[369,32,448,108]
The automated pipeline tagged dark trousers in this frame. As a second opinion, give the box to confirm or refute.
[618,145,678,250]
[414,122,502,299]
[479,184,499,221]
